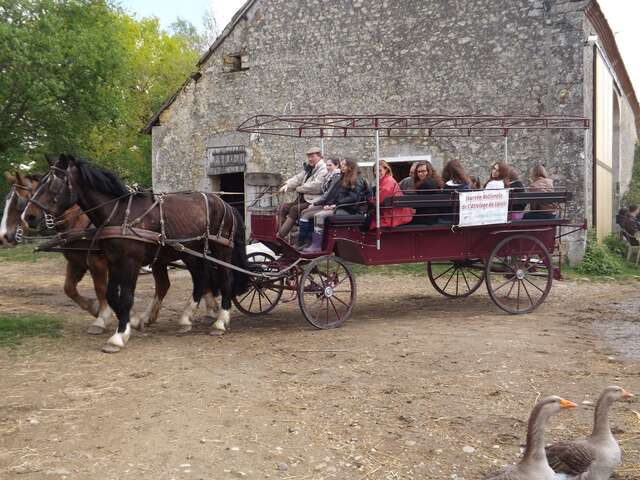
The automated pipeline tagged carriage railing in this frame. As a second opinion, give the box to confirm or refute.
[377,188,573,226]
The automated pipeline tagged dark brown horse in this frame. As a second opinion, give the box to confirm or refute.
[1,171,116,332]
[21,154,249,352]
[2,167,222,334]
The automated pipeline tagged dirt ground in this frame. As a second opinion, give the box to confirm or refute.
[1,256,640,480]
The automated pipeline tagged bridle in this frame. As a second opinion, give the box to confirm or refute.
[5,182,33,243]
[26,165,72,228]
[25,164,133,230]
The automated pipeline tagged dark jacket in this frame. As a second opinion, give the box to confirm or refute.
[622,213,639,245]
[311,171,341,206]
[509,180,526,212]
[411,178,441,225]
[440,180,469,223]
[316,175,368,214]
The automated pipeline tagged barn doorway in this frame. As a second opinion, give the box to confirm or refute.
[220,172,245,221]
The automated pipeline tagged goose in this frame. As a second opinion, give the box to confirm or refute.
[484,396,577,480]
[546,385,634,480]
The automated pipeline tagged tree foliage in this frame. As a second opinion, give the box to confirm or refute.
[0,0,202,191]
[622,143,640,206]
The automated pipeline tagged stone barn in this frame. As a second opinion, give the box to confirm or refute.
[143,0,639,256]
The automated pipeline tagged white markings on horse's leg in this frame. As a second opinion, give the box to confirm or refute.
[86,305,114,335]
[213,309,230,332]
[131,295,162,329]
[0,189,14,242]
[203,291,219,317]
[107,322,131,348]
[177,298,197,334]
[179,299,197,326]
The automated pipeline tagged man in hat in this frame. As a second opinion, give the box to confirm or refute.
[277,147,328,239]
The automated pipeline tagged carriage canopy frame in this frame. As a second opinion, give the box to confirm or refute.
[237,113,591,249]
[237,113,590,138]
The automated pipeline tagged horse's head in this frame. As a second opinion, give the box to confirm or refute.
[21,154,76,230]
[0,171,42,246]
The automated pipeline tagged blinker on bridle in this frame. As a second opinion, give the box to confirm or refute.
[8,183,33,243]
[26,165,71,218]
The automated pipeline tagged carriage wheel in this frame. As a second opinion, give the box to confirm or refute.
[232,252,283,315]
[485,235,553,314]
[427,260,485,298]
[298,255,356,329]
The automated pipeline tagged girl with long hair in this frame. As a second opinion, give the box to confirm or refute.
[303,158,368,252]
[484,162,509,189]
[410,161,443,225]
[369,160,413,229]
[523,164,557,219]
[297,158,340,248]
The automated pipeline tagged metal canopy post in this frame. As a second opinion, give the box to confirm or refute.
[320,138,325,156]
[504,136,509,164]
[375,130,381,250]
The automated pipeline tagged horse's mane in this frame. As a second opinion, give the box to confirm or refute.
[73,158,129,198]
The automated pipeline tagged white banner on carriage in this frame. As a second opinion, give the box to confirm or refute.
[458,190,509,227]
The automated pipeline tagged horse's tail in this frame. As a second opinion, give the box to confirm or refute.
[230,208,250,296]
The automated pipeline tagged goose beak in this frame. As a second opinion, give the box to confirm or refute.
[559,398,578,409]
[622,389,634,399]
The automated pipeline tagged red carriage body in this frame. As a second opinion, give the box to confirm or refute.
[233,114,589,328]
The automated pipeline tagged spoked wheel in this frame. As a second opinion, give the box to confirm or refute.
[298,255,356,329]
[485,235,553,314]
[427,260,485,298]
[232,252,283,315]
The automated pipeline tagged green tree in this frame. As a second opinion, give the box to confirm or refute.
[0,0,200,192]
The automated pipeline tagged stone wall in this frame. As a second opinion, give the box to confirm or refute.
[150,0,637,253]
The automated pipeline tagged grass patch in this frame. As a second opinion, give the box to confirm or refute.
[0,243,41,263]
[352,263,427,276]
[0,314,64,347]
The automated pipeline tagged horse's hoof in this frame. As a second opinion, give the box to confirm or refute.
[208,329,225,336]
[176,325,193,336]
[196,315,215,327]
[86,325,105,335]
[102,343,121,353]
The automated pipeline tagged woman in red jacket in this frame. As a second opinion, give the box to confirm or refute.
[369,160,413,229]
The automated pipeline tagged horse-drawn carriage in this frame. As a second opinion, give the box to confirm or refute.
[231,114,589,328]
[6,113,589,352]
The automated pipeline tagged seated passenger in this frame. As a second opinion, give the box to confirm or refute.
[297,158,340,248]
[484,162,509,189]
[523,165,558,220]
[277,147,327,239]
[399,162,419,192]
[468,176,482,190]
[439,159,470,224]
[507,166,526,221]
[616,207,629,229]
[369,160,412,229]
[621,205,640,246]
[410,161,443,225]
[442,159,471,191]
[303,158,367,252]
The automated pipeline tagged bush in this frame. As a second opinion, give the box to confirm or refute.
[575,230,623,275]
[603,233,627,258]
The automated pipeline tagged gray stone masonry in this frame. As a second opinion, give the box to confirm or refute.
[150,0,638,261]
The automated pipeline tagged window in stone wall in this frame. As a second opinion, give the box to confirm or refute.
[223,52,249,73]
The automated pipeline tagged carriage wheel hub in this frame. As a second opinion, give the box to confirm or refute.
[324,286,334,297]
[515,269,525,280]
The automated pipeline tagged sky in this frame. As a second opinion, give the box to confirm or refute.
[118,0,640,95]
